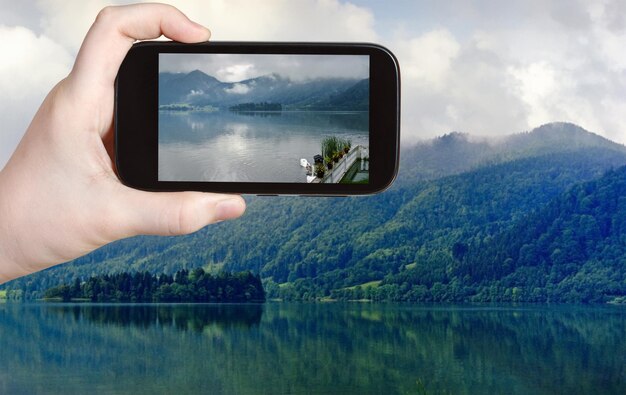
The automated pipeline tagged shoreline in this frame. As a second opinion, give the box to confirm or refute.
[160,109,368,114]
[3,299,624,308]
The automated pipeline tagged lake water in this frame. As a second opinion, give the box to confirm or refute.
[158,111,369,182]
[1,303,625,395]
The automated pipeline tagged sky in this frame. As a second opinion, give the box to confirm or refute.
[159,54,370,82]
[1,0,626,167]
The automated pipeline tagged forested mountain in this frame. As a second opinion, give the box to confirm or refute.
[454,166,626,303]
[158,70,368,110]
[314,78,369,110]
[399,122,623,182]
[4,122,626,303]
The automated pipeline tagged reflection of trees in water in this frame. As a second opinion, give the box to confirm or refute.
[50,304,264,332]
[227,110,370,132]
[2,304,626,395]
[258,304,626,395]
[231,111,283,118]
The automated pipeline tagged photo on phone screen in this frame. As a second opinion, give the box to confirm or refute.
[157,54,370,184]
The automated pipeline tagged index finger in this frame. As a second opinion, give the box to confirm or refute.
[68,3,210,91]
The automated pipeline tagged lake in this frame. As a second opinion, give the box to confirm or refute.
[1,303,625,395]
[158,111,369,182]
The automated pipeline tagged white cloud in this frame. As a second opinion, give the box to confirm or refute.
[160,53,369,82]
[386,1,626,143]
[167,0,378,42]
[34,0,379,45]
[36,0,110,53]
[396,29,460,91]
[391,29,528,142]
[225,83,251,95]
[3,0,626,168]
[0,0,378,168]
[506,61,600,133]
[216,64,256,83]
[0,25,72,167]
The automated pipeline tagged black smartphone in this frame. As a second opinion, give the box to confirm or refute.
[115,41,400,195]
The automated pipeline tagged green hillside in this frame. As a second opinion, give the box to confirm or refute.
[454,166,626,303]
[306,78,369,111]
[4,123,626,303]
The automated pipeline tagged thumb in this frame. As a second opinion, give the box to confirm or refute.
[70,3,211,92]
[120,188,246,237]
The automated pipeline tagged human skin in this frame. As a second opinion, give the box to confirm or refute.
[0,4,246,284]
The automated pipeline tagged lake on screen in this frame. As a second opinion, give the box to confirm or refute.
[1,303,625,395]
[158,111,369,182]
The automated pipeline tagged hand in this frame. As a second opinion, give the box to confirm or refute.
[0,4,246,284]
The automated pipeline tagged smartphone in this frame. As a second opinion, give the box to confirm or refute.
[115,41,400,195]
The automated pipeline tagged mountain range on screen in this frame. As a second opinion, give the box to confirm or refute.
[158,70,369,111]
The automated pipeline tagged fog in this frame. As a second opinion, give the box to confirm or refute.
[159,53,369,82]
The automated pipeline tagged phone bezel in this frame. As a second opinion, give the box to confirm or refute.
[115,41,400,195]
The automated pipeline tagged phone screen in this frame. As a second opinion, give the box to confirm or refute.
[157,54,370,184]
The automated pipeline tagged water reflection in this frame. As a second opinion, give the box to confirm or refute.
[158,111,369,182]
[1,303,625,395]
[50,303,263,331]
[231,111,283,118]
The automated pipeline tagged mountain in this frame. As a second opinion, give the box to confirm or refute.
[452,165,626,303]
[399,122,623,182]
[4,123,626,303]
[159,70,225,105]
[310,78,369,111]
[158,70,368,110]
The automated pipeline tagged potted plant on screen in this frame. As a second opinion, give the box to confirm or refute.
[343,139,352,154]
[325,156,333,170]
[315,163,326,178]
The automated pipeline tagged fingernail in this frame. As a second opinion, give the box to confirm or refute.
[214,198,245,221]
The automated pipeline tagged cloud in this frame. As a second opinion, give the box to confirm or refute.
[0,25,72,167]
[36,0,110,53]
[159,53,369,82]
[3,0,626,168]
[386,1,626,143]
[166,0,378,42]
[33,0,378,45]
[391,29,528,142]
[216,64,256,83]
[0,0,378,167]
[396,29,460,91]
[225,83,251,95]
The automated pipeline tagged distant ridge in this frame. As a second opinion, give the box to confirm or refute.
[158,69,369,111]
[399,122,626,182]
[504,122,624,154]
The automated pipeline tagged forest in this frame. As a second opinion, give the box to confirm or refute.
[229,102,282,111]
[43,269,265,303]
[5,123,626,304]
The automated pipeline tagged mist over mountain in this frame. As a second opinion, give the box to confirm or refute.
[4,122,626,303]
[158,69,369,111]
[399,122,625,182]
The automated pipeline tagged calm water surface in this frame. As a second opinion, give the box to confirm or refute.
[1,303,625,395]
[158,111,369,182]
